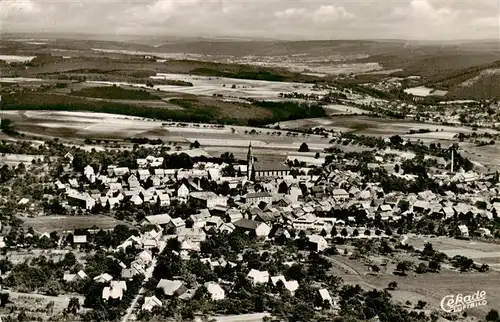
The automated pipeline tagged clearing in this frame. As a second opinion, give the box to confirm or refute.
[22,215,130,233]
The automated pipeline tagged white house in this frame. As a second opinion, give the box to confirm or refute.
[458,225,469,237]
[245,192,273,205]
[247,269,269,285]
[308,235,328,252]
[142,296,162,311]
[204,282,225,300]
[234,219,271,237]
[177,184,190,199]
[331,189,349,202]
[318,288,333,305]
[102,281,127,301]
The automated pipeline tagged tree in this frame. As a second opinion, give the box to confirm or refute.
[190,140,201,149]
[422,242,435,258]
[0,119,15,134]
[0,293,9,307]
[221,164,236,177]
[298,142,309,152]
[415,300,427,310]
[320,229,327,237]
[395,261,412,275]
[352,229,359,237]
[428,260,441,272]
[61,252,77,269]
[340,228,348,237]
[364,229,371,236]
[331,226,337,237]
[67,297,81,314]
[394,163,400,173]
[315,152,320,159]
[486,309,499,321]
[415,263,427,274]
[387,281,398,290]
[389,135,403,146]
[278,181,288,194]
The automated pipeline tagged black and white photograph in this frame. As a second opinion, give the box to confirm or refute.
[0,0,499,321]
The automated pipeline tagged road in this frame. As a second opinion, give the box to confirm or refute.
[121,258,157,322]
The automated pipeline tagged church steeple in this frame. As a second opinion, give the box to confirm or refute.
[247,141,254,180]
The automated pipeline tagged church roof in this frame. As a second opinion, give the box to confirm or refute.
[253,162,290,172]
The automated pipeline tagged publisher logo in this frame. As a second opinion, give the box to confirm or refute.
[440,290,488,313]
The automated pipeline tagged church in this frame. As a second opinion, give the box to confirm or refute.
[247,142,291,181]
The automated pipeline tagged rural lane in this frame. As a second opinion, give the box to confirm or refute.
[121,258,157,322]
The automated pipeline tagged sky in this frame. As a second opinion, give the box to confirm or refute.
[1,0,499,40]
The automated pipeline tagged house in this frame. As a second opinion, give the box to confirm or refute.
[413,200,429,212]
[247,269,269,284]
[234,219,271,237]
[285,280,299,294]
[157,193,170,207]
[308,235,328,252]
[177,184,190,199]
[130,195,143,205]
[137,250,153,265]
[331,189,349,202]
[188,212,210,228]
[318,288,333,305]
[442,206,455,219]
[177,227,207,243]
[204,282,225,300]
[67,192,95,210]
[476,227,492,237]
[190,191,228,208]
[166,217,186,233]
[292,213,318,231]
[63,270,87,283]
[245,192,273,205]
[142,296,162,311]
[102,280,127,301]
[144,214,172,227]
[288,186,303,203]
[73,235,87,244]
[94,273,113,283]
[149,174,161,186]
[157,279,187,297]
[458,225,469,237]
[225,209,243,223]
[270,275,287,287]
[205,216,224,230]
[219,223,235,234]
[121,267,141,279]
[18,198,29,205]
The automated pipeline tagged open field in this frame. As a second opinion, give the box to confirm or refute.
[5,291,85,315]
[276,115,496,137]
[22,215,130,233]
[329,253,499,318]
[405,235,500,270]
[2,110,334,163]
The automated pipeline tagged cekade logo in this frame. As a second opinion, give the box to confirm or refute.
[440,290,488,313]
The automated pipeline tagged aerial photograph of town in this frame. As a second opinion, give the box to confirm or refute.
[0,0,499,321]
